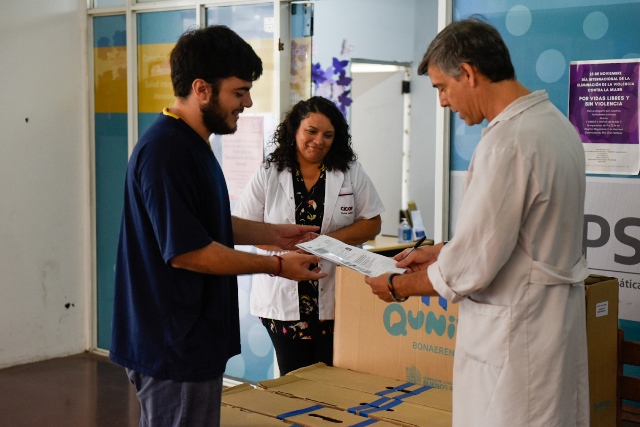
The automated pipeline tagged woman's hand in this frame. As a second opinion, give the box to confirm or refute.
[272,224,320,250]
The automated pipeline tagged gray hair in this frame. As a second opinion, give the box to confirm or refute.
[418,17,515,82]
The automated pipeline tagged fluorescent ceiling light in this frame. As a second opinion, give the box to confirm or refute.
[351,63,405,73]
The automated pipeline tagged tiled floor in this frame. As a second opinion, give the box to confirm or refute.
[0,352,139,427]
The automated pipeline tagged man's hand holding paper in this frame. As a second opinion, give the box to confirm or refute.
[394,242,445,273]
[296,235,405,277]
[363,241,446,302]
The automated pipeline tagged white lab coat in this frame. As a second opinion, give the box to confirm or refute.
[233,160,384,320]
[428,91,590,427]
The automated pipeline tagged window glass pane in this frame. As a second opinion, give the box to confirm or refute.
[93,0,126,7]
[206,4,274,114]
[206,3,276,383]
[137,10,197,135]
[93,14,128,350]
[449,0,640,172]
[290,3,313,106]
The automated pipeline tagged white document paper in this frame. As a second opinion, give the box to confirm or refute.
[297,235,406,276]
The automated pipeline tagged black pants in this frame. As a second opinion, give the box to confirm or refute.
[267,330,334,375]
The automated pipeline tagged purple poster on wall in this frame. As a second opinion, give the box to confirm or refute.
[568,59,640,175]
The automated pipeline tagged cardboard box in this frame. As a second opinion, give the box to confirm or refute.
[334,266,458,392]
[258,373,452,427]
[361,400,452,427]
[220,405,289,426]
[584,274,619,427]
[259,374,385,413]
[222,383,398,427]
[289,363,452,412]
[334,269,616,426]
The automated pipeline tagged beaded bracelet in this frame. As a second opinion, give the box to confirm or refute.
[269,255,283,277]
[387,273,408,303]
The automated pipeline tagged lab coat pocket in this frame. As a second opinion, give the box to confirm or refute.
[457,298,511,369]
[335,186,355,226]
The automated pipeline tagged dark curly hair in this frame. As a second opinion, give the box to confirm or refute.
[170,25,263,98]
[266,96,357,172]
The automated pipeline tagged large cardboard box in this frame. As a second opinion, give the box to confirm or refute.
[222,383,398,427]
[334,266,458,391]
[334,268,617,426]
[220,406,290,426]
[584,274,619,427]
[259,372,452,414]
[258,370,452,427]
[258,375,452,427]
[259,374,387,413]
[362,401,452,427]
[289,362,452,412]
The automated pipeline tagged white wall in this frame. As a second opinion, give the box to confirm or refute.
[313,0,417,66]
[0,0,90,368]
[409,0,439,239]
[313,0,439,238]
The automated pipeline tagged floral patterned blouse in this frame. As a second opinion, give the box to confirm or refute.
[261,164,335,339]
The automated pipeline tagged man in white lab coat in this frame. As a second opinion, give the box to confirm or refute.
[365,18,589,427]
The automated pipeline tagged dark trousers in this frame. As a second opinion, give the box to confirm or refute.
[267,330,334,375]
[126,369,222,427]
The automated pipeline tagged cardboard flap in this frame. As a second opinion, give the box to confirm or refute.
[289,361,452,412]
[290,362,408,393]
[222,383,314,418]
[223,382,400,427]
[261,375,387,413]
[221,382,255,395]
[363,400,452,427]
[258,374,305,390]
[220,406,289,426]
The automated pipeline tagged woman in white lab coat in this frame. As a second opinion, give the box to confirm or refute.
[234,96,384,375]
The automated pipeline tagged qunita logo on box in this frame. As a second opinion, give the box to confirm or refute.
[382,296,457,340]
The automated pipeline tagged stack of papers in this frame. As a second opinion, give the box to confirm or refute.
[297,235,406,276]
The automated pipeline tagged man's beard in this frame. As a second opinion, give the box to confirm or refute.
[201,96,237,135]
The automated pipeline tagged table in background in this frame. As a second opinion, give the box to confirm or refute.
[363,235,433,258]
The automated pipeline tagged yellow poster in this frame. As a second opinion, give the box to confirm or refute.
[138,43,174,113]
[94,46,127,113]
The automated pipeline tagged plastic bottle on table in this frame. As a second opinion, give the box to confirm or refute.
[398,216,412,243]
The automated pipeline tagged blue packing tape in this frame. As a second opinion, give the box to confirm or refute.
[277,404,325,420]
[347,403,372,414]
[349,418,380,426]
[369,396,393,407]
[358,399,403,416]
[394,385,432,400]
[349,396,393,414]
[421,295,449,311]
[376,382,414,396]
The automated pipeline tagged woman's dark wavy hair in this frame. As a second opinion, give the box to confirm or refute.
[170,25,263,98]
[418,16,515,82]
[266,96,357,172]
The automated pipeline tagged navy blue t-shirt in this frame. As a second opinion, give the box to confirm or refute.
[109,112,240,382]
